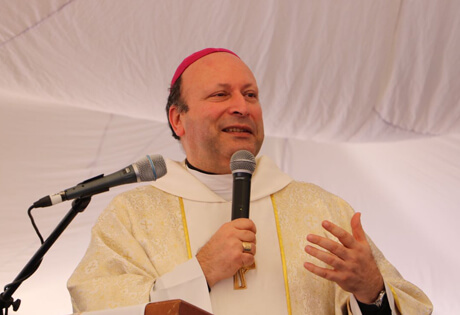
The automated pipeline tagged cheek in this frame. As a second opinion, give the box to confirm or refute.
[205,105,227,119]
[252,107,264,127]
[200,108,226,129]
[184,112,218,135]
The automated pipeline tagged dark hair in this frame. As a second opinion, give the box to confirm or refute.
[165,76,189,140]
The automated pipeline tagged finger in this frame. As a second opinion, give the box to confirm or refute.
[237,230,257,243]
[351,212,367,242]
[232,218,257,233]
[242,252,255,267]
[306,234,348,260]
[305,244,345,269]
[303,261,336,282]
[322,220,356,249]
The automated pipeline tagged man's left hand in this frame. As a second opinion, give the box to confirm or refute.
[303,212,384,303]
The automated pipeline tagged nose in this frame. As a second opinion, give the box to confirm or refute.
[229,93,249,116]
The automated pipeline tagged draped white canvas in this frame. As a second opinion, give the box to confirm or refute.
[0,1,459,314]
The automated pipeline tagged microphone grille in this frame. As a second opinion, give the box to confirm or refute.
[230,150,256,174]
[135,154,167,181]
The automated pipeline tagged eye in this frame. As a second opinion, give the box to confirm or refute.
[209,91,228,98]
[245,91,258,100]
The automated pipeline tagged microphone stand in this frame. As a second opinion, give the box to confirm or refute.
[0,196,92,315]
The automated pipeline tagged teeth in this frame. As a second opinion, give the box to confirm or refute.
[225,128,248,133]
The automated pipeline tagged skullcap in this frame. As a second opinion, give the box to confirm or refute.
[170,48,239,87]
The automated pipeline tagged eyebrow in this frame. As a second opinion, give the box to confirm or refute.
[214,83,257,90]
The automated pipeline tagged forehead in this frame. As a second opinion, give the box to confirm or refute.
[181,52,257,91]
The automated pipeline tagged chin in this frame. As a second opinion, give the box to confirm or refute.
[224,138,263,158]
[228,146,258,157]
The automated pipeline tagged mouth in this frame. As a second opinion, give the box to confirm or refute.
[222,126,253,134]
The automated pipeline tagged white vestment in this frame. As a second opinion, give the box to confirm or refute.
[68,156,432,314]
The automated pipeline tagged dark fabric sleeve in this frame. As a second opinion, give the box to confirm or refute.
[357,293,391,315]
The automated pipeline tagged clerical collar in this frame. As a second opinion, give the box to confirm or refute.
[185,159,217,175]
[185,159,233,201]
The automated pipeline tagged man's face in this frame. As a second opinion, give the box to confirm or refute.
[170,52,264,174]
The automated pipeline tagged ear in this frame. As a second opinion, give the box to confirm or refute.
[169,105,185,137]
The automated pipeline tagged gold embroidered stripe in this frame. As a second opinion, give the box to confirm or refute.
[271,194,292,315]
[390,284,402,311]
[179,197,192,259]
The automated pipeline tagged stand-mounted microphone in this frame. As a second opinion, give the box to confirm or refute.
[33,154,167,208]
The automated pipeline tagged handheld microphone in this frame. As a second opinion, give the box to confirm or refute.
[230,150,256,220]
[33,154,167,208]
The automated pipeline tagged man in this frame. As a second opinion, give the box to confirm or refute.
[68,48,432,314]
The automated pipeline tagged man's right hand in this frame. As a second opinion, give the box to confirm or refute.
[196,218,257,287]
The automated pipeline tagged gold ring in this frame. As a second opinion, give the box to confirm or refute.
[242,242,252,252]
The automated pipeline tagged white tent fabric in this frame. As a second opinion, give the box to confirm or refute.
[0,1,458,314]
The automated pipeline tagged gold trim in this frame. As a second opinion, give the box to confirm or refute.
[179,197,192,259]
[389,284,402,311]
[271,194,292,315]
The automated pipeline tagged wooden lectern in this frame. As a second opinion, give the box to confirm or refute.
[144,299,212,315]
